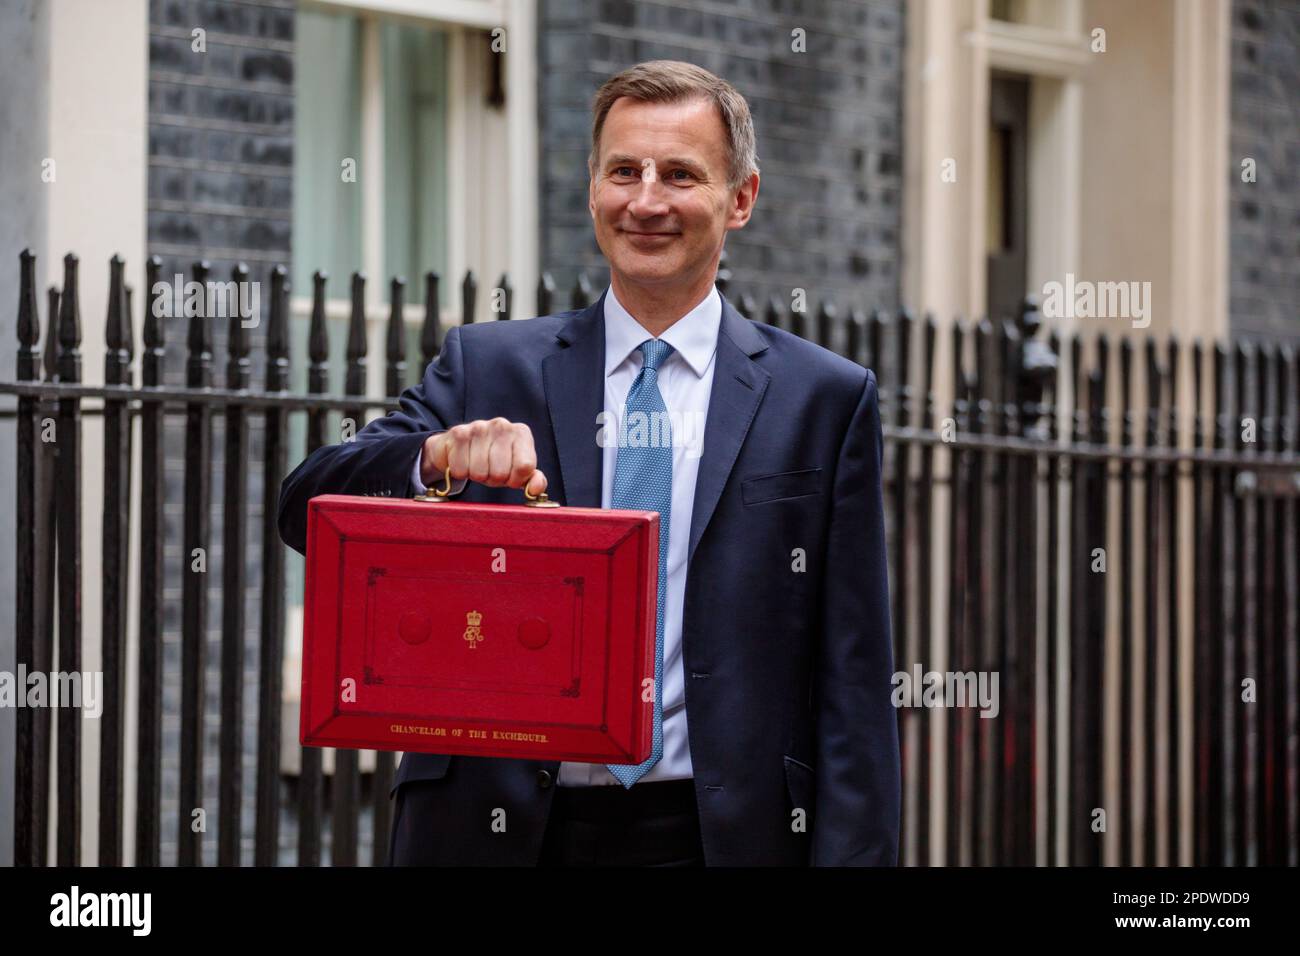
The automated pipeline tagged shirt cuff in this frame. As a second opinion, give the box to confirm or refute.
[411,453,468,497]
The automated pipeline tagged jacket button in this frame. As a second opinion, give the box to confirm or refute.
[536,769,553,789]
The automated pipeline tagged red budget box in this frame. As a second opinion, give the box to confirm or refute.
[299,494,658,764]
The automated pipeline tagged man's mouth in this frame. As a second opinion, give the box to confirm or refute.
[621,228,679,241]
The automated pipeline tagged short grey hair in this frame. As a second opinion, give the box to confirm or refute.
[588,60,760,191]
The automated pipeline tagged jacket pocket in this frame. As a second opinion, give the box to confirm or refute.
[389,751,453,798]
[742,467,823,505]
[783,754,817,823]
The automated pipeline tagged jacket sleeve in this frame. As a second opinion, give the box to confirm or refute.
[276,324,468,556]
[811,368,900,866]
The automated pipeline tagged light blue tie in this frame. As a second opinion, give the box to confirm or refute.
[607,338,674,787]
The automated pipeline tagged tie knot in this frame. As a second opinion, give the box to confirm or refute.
[637,338,674,372]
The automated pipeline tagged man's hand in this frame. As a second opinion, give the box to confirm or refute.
[421,419,548,497]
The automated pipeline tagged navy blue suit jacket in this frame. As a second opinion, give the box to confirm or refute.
[278,290,900,866]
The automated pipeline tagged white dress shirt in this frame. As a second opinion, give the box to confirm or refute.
[411,283,722,786]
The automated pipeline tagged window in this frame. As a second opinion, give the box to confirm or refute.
[293,7,450,320]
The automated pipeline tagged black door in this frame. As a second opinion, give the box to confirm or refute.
[986,74,1030,324]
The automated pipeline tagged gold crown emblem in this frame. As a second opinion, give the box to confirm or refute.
[466,610,482,627]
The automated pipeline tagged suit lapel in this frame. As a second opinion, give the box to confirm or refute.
[541,291,608,507]
[541,289,771,563]
[687,296,770,565]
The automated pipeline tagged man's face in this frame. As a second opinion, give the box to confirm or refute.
[589,96,758,294]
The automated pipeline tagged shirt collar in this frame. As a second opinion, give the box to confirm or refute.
[603,282,722,379]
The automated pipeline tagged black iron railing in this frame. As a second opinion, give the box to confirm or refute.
[3,248,1298,866]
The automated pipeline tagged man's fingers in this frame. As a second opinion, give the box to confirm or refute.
[421,431,453,485]
[486,429,514,486]
[467,435,491,483]
[427,421,544,494]
[508,423,538,488]
[476,418,513,485]
[431,431,452,471]
[448,429,472,480]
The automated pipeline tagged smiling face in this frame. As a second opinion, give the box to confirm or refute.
[589,95,758,300]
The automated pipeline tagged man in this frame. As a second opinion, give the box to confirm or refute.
[278,60,899,866]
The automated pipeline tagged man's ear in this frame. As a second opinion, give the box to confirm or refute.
[726,172,760,231]
[588,165,597,219]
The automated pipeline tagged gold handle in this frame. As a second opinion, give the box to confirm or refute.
[523,481,560,508]
[412,459,559,507]
[411,462,455,503]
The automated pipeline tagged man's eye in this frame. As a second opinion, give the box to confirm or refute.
[668,169,692,180]
[613,166,637,178]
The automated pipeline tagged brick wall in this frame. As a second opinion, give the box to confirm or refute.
[1229,0,1300,344]
[149,0,294,289]
[537,0,905,322]
[147,0,309,866]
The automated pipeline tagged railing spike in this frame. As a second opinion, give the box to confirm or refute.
[386,276,408,398]
[420,271,441,367]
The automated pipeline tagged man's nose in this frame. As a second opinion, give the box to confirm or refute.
[626,173,671,217]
